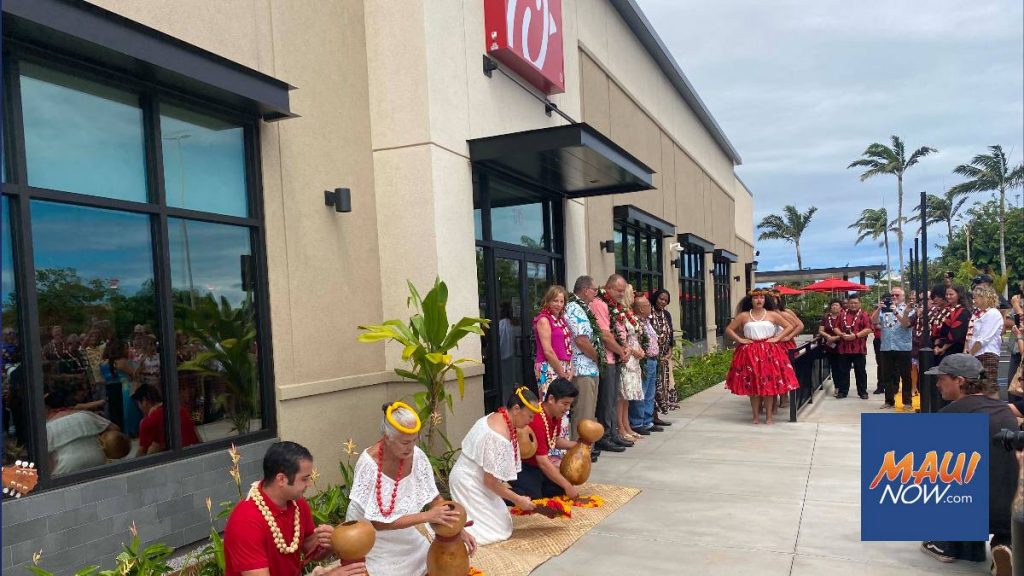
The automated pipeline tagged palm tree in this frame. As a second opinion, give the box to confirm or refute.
[757,205,818,270]
[849,207,896,291]
[848,135,937,288]
[909,188,970,241]
[949,145,1024,292]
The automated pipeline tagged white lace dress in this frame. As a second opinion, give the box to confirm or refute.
[449,415,520,545]
[345,446,439,576]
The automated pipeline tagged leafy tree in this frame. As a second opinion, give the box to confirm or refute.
[949,145,1024,292]
[848,135,937,288]
[938,200,1023,285]
[909,188,970,241]
[756,205,818,270]
[848,207,897,291]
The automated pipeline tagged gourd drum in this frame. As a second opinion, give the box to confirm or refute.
[559,418,604,486]
[426,501,469,576]
[517,426,538,460]
[331,519,375,566]
[99,430,131,460]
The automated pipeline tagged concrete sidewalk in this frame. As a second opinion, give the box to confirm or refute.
[533,354,990,575]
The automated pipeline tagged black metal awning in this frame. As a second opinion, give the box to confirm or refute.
[3,0,295,121]
[613,204,674,237]
[714,249,738,263]
[468,123,654,198]
[678,232,714,253]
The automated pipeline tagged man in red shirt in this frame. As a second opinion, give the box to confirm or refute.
[834,295,872,399]
[509,378,580,500]
[224,441,366,576]
[131,384,202,456]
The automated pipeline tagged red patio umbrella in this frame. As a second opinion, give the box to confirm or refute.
[773,285,804,296]
[802,277,870,293]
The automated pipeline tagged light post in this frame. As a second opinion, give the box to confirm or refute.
[163,132,194,305]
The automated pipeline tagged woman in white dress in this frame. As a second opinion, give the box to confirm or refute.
[346,402,476,576]
[449,387,541,545]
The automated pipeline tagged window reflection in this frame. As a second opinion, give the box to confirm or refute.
[161,106,247,217]
[30,201,163,476]
[2,197,31,480]
[169,219,262,441]
[21,63,147,202]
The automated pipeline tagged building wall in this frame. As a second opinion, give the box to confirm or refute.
[5,1,755,571]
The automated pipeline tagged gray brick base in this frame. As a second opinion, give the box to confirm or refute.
[2,439,275,576]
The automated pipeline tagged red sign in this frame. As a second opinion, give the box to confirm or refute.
[484,0,565,95]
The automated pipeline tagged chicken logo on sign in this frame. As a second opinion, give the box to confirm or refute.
[485,0,565,94]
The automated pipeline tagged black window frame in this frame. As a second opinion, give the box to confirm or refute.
[1,43,277,493]
[614,220,663,295]
[677,244,707,342]
[713,258,732,337]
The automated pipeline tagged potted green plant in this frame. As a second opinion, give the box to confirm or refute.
[357,278,488,492]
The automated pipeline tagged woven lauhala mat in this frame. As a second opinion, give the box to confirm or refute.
[471,483,641,576]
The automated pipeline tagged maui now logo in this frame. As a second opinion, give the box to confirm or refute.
[860,414,988,541]
[484,0,565,94]
[868,450,981,505]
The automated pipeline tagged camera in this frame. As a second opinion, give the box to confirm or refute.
[880,294,893,312]
[993,428,1024,452]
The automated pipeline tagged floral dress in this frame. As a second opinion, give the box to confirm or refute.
[619,319,644,401]
[650,308,677,412]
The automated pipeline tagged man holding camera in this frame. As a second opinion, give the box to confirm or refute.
[870,287,915,410]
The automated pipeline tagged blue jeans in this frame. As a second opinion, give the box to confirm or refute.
[629,358,658,429]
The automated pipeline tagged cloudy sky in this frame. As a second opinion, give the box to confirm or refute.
[636,0,1024,274]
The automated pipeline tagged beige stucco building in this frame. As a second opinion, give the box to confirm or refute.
[1,1,753,572]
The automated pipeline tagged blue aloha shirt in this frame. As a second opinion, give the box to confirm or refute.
[879,302,914,352]
[564,300,599,377]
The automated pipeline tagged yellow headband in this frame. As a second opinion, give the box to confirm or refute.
[749,289,769,297]
[516,387,543,414]
[385,401,421,435]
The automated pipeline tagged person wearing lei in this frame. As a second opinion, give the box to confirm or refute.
[829,294,873,399]
[345,402,475,576]
[589,275,633,452]
[818,299,844,398]
[449,387,542,545]
[933,285,971,362]
[616,285,646,440]
[509,378,581,500]
[564,276,603,457]
[532,285,574,457]
[224,441,367,576]
[723,289,798,424]
[649,289,679,416]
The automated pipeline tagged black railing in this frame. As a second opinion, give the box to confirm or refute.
[788,339,831,422]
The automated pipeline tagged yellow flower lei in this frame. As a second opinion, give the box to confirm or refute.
[386,401,422,434]
[248,481,302,555]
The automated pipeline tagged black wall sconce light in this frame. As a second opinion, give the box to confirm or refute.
[670,258,680,269]
[599,240,616,253]
[733,275,741,282]
[324,187,352,213]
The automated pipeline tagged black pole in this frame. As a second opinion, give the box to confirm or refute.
[908,248,915,294]
[919,191,937,413]
[913,238,920,298]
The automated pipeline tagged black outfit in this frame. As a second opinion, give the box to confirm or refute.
[508,465,566,499]
[879,351,913,407]
[933,395,1019,558]
[596,363,620,445]
[872,336,883,393]
[836,354,867,396]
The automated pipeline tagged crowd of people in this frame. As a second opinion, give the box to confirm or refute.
[2,320,204,476]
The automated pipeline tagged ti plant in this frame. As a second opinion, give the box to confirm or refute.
[358,278,488,486]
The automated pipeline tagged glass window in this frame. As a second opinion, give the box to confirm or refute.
[21,63,147,202]
[31,200,161,477]
[169,219,261,442]
[161,105,247,217]
[2,197,32,478]
[614,221,663,294]
[679,247,706,342]
[491,202,545,248]
[714,260,732,336]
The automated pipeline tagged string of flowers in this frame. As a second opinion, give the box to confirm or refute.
[567,293,605,370]
[598,289,649,360]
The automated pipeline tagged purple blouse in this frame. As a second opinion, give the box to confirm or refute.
[533,311,572,364]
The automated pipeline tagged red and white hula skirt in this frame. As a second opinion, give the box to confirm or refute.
[725,340,799,396]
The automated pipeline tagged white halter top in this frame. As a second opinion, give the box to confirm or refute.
[743,320,777,341]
